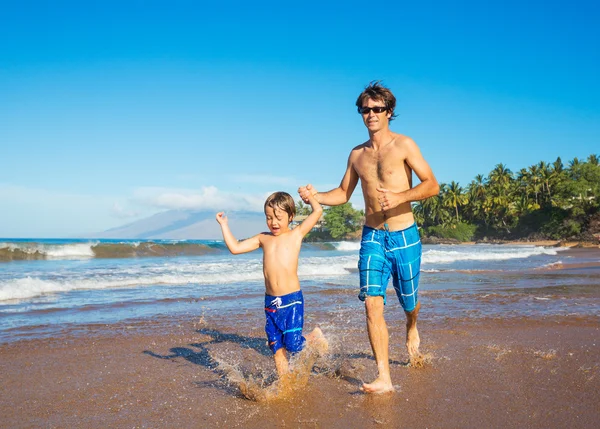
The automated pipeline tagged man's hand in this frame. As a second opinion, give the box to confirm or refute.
[298,184,318,203]
[215,212,228,225]
[376,187,404,211]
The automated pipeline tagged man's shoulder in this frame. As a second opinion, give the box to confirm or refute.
[393,132,414,144]
[349,140,370,156]
[392,133,419,151]
[352,140,370,151]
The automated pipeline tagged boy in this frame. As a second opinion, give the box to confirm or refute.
[215,191,327,376]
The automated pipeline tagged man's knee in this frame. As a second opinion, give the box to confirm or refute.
[404,300,421,317]
[365,296,384,319]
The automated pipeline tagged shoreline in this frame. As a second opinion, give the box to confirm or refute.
[2,313,598,428]
[421,238,600,247]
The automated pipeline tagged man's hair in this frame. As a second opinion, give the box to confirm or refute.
[264,191,296,222]
[355,81,398,122]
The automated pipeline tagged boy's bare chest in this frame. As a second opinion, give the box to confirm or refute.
[262,236,300,260]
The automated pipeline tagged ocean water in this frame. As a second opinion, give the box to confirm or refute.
[1,239,599,342]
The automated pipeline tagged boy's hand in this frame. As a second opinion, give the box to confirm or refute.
[215,212,228,225]
[298,184,318,203]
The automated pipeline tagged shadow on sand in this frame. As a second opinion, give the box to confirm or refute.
[143,327,273,394]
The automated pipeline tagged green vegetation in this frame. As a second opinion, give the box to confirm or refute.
[295,153,600,243]
[413,154,600,242]
[323,203,364,239]
[296,200,364,241]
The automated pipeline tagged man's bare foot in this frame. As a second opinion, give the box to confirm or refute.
[360,378,395,394]
[406,325,420,357]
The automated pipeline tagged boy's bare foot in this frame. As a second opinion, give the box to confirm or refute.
[406,325,420,357]
[360,377,395,394]
[307,327,328,355]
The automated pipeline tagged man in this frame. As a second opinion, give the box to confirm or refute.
[299,81,439,394]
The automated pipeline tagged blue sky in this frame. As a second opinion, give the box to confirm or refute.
[1,0,598,237]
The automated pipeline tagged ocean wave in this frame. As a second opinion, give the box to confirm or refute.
[0,270,265,302]
[333,241,361,252]
[0,255,358,302]
[0,241,224,261]
[422,246,561,264]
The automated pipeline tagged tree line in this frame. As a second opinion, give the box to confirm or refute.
[295,153,600,242]
[414,154,600,241]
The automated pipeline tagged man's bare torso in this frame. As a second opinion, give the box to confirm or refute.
[351,133,415,230]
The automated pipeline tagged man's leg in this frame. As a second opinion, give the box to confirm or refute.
[361,296,395,393]
[405,300,421,357]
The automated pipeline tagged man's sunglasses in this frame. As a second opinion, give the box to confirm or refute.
[358,106,388,114]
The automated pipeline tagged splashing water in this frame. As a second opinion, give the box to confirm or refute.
[215,333,329,402]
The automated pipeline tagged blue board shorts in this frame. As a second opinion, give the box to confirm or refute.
[358,223,422,312]
[264,290,305,354]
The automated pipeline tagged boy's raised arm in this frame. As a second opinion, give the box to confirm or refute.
[215,212,261,254]
[295,193,323,237]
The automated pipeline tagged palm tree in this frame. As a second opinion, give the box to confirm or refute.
[489,163,513,191]
[443,181,468,223]
[569,157,581,169]
[419,194,441,227]
[527,164,542,205]
[553,157,564,174]
[538,161,555,204]
[587,154,599,165]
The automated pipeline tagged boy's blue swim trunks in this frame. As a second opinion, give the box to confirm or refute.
[264,290,305,354]
[358,223,422,312]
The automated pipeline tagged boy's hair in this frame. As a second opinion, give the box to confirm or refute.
[264,192,296,222]
[355,80,398,122]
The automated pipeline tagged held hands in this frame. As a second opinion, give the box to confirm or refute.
[377,187,403,211]
[298,184,318,203]
[215,212,228,226]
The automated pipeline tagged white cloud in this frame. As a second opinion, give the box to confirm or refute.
[111,202,140,219]
[231,174,296,186]
[132,185,267,212]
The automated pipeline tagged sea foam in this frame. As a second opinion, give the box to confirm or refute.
[422,245,560,264]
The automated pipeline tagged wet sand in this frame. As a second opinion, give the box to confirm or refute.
[2,310,599,428]
[2,248,599,428]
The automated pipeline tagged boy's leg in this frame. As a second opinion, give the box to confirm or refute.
[305,327,328,355]
[273,348,289,376]
[360,296,395,394]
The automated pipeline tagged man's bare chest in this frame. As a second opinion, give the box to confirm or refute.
[354,150,408,184]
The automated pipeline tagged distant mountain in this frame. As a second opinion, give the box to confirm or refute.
[93,210,266,239]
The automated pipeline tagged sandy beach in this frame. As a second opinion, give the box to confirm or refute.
[2,296,599,426]
[1,316,598,428]
[1,247,599,428]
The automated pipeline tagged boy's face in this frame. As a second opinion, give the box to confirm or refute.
[264,206,291,236]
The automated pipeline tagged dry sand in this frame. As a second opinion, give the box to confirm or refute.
[1,313,599,428]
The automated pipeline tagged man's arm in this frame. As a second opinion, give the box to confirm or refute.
[298,152,359,206]
[377,138,439,209]
[295,193,323,237]
[215,212,261,255]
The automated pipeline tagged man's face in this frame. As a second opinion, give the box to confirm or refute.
[360,98,391,132]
